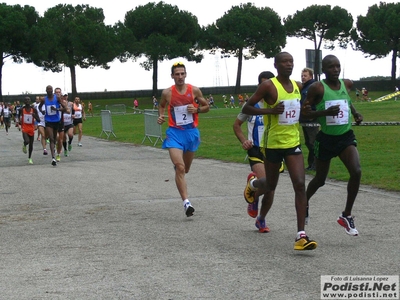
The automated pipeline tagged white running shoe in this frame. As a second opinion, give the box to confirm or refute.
[337,214,359,236]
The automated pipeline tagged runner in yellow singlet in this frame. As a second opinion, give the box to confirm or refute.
[242,52,317,251]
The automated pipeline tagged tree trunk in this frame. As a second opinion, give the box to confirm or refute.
[0,54,3,102]
[235,48,243,94]
[314,48,321,81]
[391,48,397,81]
[152,58,158,97]
[69,65,77,100]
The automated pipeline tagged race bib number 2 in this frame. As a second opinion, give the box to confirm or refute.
[174,105,194,126]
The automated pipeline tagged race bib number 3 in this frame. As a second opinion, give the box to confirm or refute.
[278,99,300,125]
[325,99,349,125]
[174,105,194,126]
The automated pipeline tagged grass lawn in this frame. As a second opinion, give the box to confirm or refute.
[82,91,400,192]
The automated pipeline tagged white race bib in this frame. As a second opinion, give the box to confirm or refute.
[174,105,194,126]
[47,105,57,116]
[74,111,82,119]
[278,99,300,125]
[325,99,349,125]
[23,113,33,124]
[64,114,72,123]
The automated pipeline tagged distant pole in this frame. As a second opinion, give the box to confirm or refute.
[221,52,230,86]
[214,54,221,87]
[225,59,229,86]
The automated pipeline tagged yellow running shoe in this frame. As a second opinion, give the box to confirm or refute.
[244,173,257,204]
[294,234,317,250]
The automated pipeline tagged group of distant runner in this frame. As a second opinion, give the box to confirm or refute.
[0,85,86,166]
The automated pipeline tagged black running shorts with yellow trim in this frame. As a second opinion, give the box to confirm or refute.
[265,145,302,164]
[247,146,265,167]
[314,129,357,161]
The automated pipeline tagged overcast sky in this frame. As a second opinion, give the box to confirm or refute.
[2,0,396,95]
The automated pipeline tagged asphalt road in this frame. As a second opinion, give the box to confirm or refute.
[1,124,399,299]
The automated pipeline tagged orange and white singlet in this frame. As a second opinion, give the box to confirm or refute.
[21,107,35,136]
[167,84,199,129]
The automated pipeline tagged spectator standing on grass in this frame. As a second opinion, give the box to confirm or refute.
[238,94,244,107]
[152,96,158,110]
[362,87,369,101]
[88,101,93,117]
[355,88,360,101]
[133,98,139,113]
[157,61,209,217]
[229,94,236,108]
[209,94,218,108]
[242,52,317,251]
[300,67,319,171]
[222,95,228,108]
[301,54,363,236]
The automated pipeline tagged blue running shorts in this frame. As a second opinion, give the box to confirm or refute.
[162,127,201,152]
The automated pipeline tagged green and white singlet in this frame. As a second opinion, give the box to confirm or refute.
[316,79,352,136]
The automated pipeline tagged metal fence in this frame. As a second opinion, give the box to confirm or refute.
[105,104,126,115]
[99,110,116,139]
[141,109,163,146]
